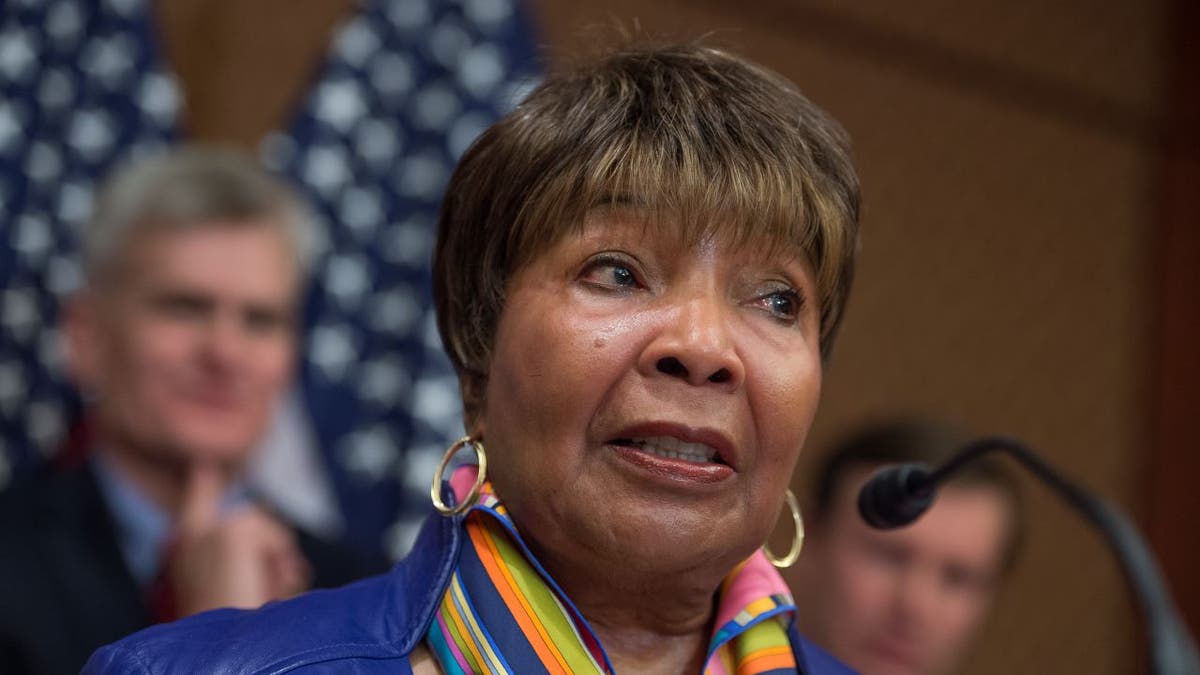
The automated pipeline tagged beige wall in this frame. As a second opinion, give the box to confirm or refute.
[161,1,1172,671]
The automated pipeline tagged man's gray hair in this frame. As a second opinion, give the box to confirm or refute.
[82,145,318,284]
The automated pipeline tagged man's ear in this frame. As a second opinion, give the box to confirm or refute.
[60,291,103,396]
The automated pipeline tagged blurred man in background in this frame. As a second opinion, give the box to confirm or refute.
[793,420,1023,675]
[0,147,386,675]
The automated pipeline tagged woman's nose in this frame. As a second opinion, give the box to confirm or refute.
[639,296,745,389]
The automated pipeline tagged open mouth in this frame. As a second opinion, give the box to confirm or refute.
[609,436,727,465]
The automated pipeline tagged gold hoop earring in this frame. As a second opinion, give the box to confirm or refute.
[430,436,488,516]
[763,489,804,569]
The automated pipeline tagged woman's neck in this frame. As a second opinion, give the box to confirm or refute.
[590,613,710,675]
[528,538,726,675]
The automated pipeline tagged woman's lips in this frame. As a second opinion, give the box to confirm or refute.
[616,435,720,463]
[607,422,738,467]
[607,440,735,484]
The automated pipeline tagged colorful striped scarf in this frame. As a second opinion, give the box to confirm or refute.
[425,470,800,674]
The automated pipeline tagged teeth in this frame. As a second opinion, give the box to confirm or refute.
[628,436,717,464]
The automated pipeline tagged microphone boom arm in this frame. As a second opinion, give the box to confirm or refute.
[927,436,1200,675]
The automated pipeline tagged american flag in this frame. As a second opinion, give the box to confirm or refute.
[0,0,541,558]
[0,0,181,485]
[269,0,540,556]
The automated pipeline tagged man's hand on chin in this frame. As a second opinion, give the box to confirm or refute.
[165,462,311,617]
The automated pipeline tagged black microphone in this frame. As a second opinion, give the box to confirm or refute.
[856,463,936,529]
[856,436,1200,675]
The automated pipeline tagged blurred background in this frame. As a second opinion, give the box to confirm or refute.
[1,1,1195,674]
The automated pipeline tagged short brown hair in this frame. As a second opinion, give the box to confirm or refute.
[434,42,861,424]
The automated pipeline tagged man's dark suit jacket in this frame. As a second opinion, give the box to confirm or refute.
[0,464,390,675]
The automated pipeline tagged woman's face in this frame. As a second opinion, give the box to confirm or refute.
[479,208,823,580]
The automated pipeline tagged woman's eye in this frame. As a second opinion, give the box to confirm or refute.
[608,265,636,287]
[759,288,804,322]
[581,256,640,290]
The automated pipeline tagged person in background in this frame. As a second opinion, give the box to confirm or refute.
[793,420,1024,675]
[0,147,388,675]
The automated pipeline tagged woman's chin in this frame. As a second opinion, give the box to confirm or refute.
[605,531,753,588]
[583,495,756,580]
[582,444,758,562]
[499,444,760,582]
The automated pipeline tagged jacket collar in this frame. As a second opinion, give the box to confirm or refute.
[385,506,465,654]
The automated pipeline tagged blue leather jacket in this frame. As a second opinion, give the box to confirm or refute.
[84,509,855,674]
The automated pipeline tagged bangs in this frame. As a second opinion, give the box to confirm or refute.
[502,45,857,348]
[513,123,840,287]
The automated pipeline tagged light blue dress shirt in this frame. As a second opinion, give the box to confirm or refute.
[91,454,249,587]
